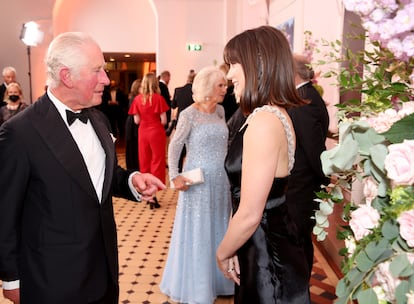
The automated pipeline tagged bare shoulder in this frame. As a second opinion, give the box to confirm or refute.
[247,107,287,132]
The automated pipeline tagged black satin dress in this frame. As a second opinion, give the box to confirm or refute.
[225,122,311,304]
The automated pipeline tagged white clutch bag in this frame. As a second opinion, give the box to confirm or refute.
[170,168,204,189]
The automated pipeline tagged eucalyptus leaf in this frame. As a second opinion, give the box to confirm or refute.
[319,200,334,215]
[315,211,329,225]
[356,288,378,304]
[389,254,411,277]
[382,114,414,143]
[369,144,387,173]
[352,122,386,155]
[395,281,409,304]
[331,136,359,171]
[344,267,365,285]
[333,296,348,304]
[365,239,390,262]
[355,250,374,272]
[316,230,327,241]
[313,225,324,235]
[377,179,388,197]
[381,220,399,240]
[335,278,347,297]
[330,186,344,200]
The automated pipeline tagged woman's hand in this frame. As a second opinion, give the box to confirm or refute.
[172,175,192,191]
[216,254,240,285]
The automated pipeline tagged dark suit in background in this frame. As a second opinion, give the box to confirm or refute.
[171,82,194,172]
[0,83,7,107]
[287,81,330,275]
[159,73,171,126]
[172,83,194,120]
[99,83,129,138]
[220,85,238,121]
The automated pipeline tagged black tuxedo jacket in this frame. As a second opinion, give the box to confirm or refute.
[172,83,194,120]
[286,81,330,219]
[159,81,171,123]
[0,94,136,303]
[0,83,7,106]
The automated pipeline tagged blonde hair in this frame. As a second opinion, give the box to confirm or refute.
[192,66,226,103]
[6,82,23,96]
[140,72,160,105]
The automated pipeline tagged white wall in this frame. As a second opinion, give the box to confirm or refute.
[53,0,157,53]
[269,0,345,135]
[0,0,55,103]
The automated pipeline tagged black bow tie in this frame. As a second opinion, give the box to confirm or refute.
[66,110,89,125]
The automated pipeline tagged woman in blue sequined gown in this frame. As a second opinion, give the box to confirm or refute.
[160,66,234,304]
[216,26,311,303]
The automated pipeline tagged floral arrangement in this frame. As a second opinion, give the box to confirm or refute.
[310,1,414,303]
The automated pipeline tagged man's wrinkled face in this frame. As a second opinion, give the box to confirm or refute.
[3,71,16,85]
[70,44,110,109]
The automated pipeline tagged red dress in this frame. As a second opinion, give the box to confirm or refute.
[128,93,169,183]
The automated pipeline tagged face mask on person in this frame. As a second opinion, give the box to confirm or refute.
[9,95,20,102]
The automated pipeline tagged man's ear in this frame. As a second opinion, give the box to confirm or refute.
[59,67,73,88]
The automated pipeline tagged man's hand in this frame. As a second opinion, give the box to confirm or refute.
[3,288,20,304]
[131,173,166,201]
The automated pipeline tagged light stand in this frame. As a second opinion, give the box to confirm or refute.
[20,21,43,104]
[26,45,33,103]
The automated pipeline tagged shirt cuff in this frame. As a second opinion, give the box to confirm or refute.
[2,280,19,290]
[128,171,142,201]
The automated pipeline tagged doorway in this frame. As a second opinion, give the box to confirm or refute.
[104,52,156,95]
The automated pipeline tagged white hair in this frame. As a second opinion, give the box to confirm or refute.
[192,66,226,103]
[45,32,98,88]
[2,66,16,76]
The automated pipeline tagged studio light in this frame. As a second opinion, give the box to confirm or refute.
[20,21,44,103]
[20,21,43,46]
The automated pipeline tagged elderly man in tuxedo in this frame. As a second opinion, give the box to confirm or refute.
[0,32,165,304]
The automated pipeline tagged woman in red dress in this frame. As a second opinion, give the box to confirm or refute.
[129,72,169,209]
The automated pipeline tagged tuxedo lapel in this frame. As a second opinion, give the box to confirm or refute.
[30,96,98,201]
[86,108,115,203]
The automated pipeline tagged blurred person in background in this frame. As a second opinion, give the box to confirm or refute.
[0,66,17,107]
[286,54,330,276]
[128,72,169,209]
[125,79,141,171]
[0,82,28,126]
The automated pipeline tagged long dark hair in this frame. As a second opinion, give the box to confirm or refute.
[223,26,306,115]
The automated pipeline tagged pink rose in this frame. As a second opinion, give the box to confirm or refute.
[349,205,381,240]
[398,101,414,117]
[365,109,401,133]
[397,210,414,247]
[384,140,414,186]
[363,176,378,206]
[374,261,400,302]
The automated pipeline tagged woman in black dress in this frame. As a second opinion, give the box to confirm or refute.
[125,79,141,170]
[216,26,311,303]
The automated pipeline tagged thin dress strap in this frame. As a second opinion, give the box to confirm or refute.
[245,105,295,173]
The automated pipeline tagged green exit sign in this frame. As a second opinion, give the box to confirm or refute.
[187,43,202,51]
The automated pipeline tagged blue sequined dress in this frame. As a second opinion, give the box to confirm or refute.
[160,105,234,304]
